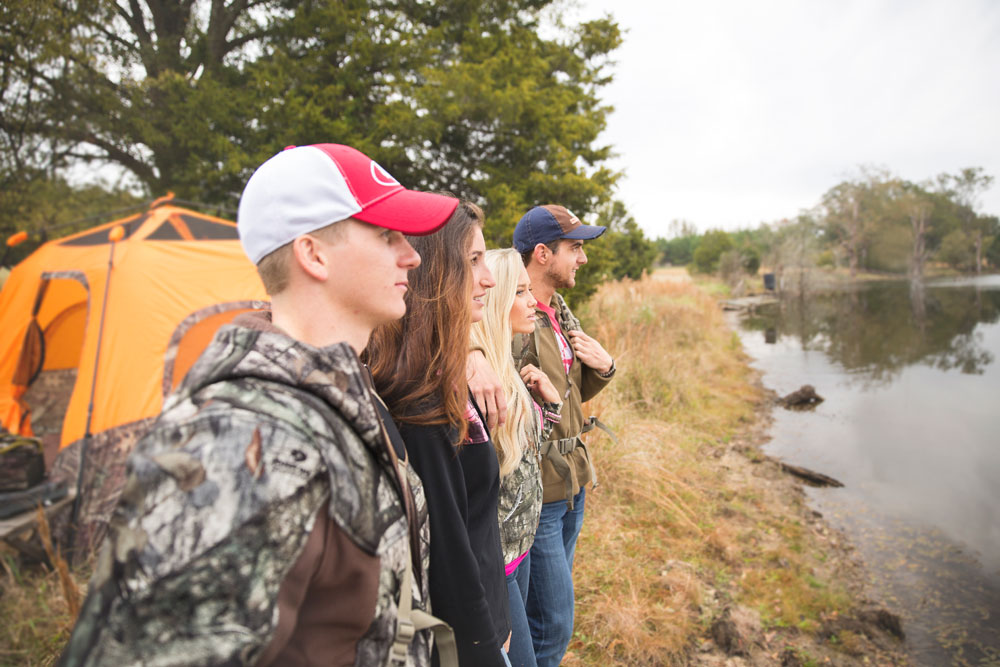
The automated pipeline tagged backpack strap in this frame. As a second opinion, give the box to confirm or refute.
[378,398,457,667]
[391,545,457,667]
[580,415,616,441]
[579,416,618,489]
[537,418,618,510]
[538,437,578,507]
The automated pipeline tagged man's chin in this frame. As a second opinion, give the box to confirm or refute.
[546,268,575,290]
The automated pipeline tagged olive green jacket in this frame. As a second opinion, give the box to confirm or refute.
[514,293,615,506]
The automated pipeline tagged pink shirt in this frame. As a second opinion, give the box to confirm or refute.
[535,301,572,376]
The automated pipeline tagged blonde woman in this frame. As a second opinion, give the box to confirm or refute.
[470,248,562,667]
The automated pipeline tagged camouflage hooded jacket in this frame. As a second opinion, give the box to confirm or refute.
[497,400,561,565]
[59,313,432,666]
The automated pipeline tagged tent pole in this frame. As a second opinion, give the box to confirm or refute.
[69,226,124,556]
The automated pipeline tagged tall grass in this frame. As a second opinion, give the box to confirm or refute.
[0,513,83,667]
[564,272,853,664]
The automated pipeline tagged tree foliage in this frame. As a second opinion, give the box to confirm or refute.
[691,229,734,273]
[811,166,997,277]
[2,0,654,282]
[934,167,996,274]
[661,165,996,285]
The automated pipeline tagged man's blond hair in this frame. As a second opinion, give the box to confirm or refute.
[256,221,346,295]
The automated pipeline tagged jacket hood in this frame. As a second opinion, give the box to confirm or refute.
[169,311,382,448]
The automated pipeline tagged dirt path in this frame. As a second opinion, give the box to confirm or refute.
[651,266,693,283]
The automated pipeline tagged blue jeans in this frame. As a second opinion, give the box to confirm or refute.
[525,488,586,667]
[506,553,537,667]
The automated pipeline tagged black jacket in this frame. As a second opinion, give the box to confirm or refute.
[398,398,510,667]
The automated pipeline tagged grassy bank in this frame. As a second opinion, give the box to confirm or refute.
[566,270,906,665]
[1,270,906,666]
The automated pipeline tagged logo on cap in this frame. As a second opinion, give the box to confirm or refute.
[371,161,399,187]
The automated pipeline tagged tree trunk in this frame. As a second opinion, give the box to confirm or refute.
[975,229,983,276]
[909,203,929,283]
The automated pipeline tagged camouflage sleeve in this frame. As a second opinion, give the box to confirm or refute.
[59,410,329,667]
[536,400,562,443]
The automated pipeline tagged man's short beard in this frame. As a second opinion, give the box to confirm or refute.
[545,264,574,289]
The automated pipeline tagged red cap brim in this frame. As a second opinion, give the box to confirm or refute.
[352,189,459,236]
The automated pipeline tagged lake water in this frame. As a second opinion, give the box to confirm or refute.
[733,276,1000,666]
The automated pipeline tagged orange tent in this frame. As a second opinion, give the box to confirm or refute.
[0,199,268,551]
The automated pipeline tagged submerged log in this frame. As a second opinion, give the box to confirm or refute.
[778,461,844,488]
[778,384,824,409]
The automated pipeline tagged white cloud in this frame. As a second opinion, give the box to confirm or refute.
[574,0,1000,236]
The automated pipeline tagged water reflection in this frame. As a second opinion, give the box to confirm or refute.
[742,279,1000,387]
[734,276,1000,665]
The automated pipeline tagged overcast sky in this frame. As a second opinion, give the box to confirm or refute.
[571,0,1000,238]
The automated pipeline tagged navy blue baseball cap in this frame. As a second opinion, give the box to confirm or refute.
[512,205,606,253]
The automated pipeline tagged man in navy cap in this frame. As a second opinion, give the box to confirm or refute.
[470,204,616,667]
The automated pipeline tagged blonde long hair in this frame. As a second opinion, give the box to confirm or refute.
[470,248,534,477]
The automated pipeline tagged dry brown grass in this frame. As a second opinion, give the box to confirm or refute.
[0,508,83,666]
[563,273,856,665]
[0,545,83,666]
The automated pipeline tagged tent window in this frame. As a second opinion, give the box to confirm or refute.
[146,214,239,241]
[13,320,45,388]
[146,222,185,240]
[175,214,239,240]
[60,215,146,246]
[18,275,89,451]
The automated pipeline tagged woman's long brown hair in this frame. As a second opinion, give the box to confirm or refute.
[365,200,484,445]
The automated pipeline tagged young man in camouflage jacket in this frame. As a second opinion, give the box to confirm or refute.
[58,144,460,666]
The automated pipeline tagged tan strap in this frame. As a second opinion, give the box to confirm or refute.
[369,383,457,667]
[540,438,578,508]
[580,415,618,444]
[541,415,616,504]
[391,539,457,667]
[579,416,618,489]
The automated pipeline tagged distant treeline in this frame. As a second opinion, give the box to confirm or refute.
[657,166,999,281]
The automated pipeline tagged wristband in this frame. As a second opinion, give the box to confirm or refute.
[597,359,616,378]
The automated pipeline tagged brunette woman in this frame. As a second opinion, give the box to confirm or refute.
[366,201,511,667]
[470,248,562,667]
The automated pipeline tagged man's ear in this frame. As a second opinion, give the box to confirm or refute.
[533,243,550,265]
[291,234,329,281]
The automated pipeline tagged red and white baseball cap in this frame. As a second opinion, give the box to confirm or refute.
[238,144,459,264]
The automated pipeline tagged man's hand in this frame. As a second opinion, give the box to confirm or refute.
[567,330,613,374]
[467,350,507,430]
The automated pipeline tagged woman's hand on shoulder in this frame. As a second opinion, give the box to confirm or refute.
[467,350,507,430]
[520,364,560,404]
